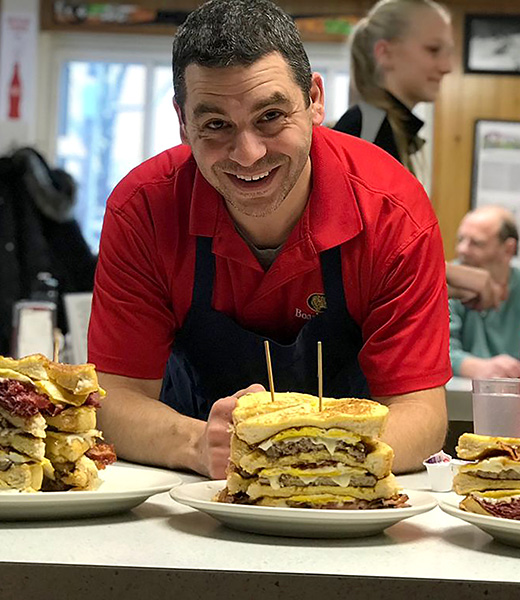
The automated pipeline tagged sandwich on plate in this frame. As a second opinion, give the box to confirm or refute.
[454,432,520,519]
[215,391,408,509]
[0,354,116,492]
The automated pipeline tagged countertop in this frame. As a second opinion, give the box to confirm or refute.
[0,465,519,600]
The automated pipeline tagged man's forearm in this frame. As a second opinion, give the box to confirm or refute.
[97,383,207,475]
[375,387,447,474]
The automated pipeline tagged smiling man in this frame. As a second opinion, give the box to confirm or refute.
[88,0,451,478]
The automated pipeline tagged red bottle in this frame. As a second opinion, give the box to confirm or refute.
[8,61,21,120]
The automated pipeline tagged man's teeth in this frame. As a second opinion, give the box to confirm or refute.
[235,170,271,182]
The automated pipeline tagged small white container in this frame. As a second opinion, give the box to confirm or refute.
[423,451,453,492]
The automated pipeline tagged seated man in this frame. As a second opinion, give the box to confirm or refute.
[88,0,451,478]
[450,205,520,378]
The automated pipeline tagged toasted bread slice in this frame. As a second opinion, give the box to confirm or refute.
[254,493,409,509]
[453,470,520,495]
[0,461,44,492]
[456,433,520,460]
[233,392,317,423]
[44,430,99,464]
[44,455,100,491]
[234,393,388,444]
[0,429,45,461]
[45,360,100,395]
[0,354,49,381]
[0,406,46,438]
[45,406,97,433]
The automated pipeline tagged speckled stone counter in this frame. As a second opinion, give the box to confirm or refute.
[0,467,519,600]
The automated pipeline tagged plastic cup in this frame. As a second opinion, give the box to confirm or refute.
[423,451,453,492]
[472,378,520,437]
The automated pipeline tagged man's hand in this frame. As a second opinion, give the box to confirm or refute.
[447,263,506,311]
[460,355,520,379]
[201,383,265,479]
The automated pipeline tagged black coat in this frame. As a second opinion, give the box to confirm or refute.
[0,149,97,355]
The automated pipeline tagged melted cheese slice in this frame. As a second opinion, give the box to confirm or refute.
[258,427,361,456]
[34,380,90,406]
[0,369,34,385]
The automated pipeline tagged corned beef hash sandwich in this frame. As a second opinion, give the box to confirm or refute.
[454,432,520,519]
[0,354,116,492]
[215,391,408,509]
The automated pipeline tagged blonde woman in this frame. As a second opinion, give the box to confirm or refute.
[335,0,503,310]
[334,0,452,178]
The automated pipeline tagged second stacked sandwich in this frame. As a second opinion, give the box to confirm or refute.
[0,354,116,492]
[216,391,408,509]
[453,432,520,519]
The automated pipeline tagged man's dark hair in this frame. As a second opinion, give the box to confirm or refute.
[498,217,519,245]
[171,0,312,113]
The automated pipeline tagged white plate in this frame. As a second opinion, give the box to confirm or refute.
[170,481,437,538]
[439,493,520,548]
[0,462,182,521]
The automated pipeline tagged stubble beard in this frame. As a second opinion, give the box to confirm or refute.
[213,151,307,219]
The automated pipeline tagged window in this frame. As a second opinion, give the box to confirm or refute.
[43,35,350,252]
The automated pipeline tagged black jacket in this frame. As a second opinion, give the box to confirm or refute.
[0,149,97,355]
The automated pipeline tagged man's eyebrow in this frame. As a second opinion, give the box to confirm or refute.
[252,92,292,112]
[192,102,226,119]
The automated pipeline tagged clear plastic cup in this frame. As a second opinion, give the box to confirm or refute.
[472,378,520,437]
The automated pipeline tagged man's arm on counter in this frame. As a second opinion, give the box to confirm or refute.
[97,372,263,479]
[374,386,447,473]
[449,300,520,378]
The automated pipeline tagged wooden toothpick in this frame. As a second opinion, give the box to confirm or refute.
[317,341,323,411]
[53,328,61,362]
[264,340,275,402]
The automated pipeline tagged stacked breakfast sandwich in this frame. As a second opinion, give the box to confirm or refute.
[453,432,520,519]
[0,354,115,492]
[216,391,408,509]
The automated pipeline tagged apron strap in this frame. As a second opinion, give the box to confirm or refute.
[192,236,215,309]
[319,245,346,314]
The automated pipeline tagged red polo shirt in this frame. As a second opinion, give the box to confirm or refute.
[88,126,451,396]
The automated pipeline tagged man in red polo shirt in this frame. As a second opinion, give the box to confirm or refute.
[88,0,451,478]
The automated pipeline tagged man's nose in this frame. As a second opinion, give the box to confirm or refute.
[456,238,469,256]
[228,129,267,167]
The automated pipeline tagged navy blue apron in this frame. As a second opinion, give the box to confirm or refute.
[160,236,369,420]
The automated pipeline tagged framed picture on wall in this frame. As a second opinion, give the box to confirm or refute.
[471,119,520,230]
[464,14,520,75]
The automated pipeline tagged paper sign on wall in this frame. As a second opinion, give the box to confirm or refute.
[0,11,37,123]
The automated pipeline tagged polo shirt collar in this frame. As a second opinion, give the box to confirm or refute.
[188,126,363,257]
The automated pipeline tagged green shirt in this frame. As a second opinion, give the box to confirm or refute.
[449,266,520,375]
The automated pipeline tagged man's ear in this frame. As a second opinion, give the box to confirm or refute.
[173,97,189,145]
[505,237,518,258]
[309,72,325,126]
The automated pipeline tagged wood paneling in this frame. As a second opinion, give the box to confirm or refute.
[432,1,520,260]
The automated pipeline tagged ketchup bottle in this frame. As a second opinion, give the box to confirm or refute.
[8,61,21,120]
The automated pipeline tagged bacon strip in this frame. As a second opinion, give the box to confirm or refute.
[498,442,520,461]
[86,442,117,469]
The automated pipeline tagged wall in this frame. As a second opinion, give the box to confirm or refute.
[432,1,520,260]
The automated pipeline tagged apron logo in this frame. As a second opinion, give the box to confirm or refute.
[307,293,327,314]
